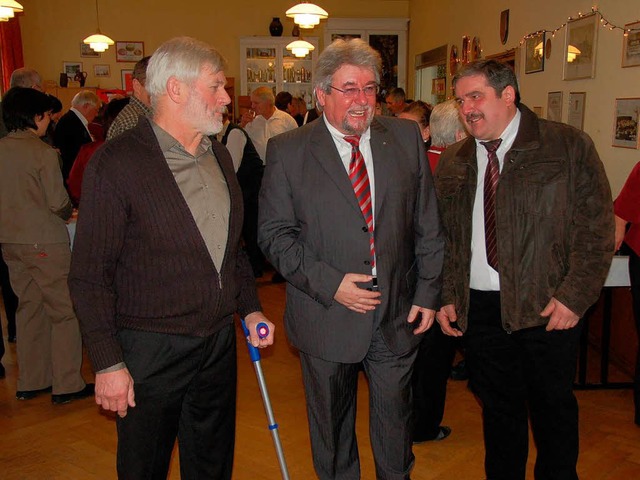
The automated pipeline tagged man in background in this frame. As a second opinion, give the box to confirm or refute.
[385,87,408,116]
[218,107,265,278]
[69,37,274,479]
[240,86,297,162]
[435,59,614,479]
[106,56,152,140]
[259,38,443,479]
[54,90,101,180]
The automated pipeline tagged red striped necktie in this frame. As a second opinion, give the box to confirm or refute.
[481,138,502,272]
[344,135,375,269]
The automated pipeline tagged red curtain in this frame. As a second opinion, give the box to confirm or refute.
[0,16,24,93]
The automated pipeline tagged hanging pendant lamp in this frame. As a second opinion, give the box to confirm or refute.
[83,0,114,52]
[286,39,315,58]
[0,0,21,21]
[285,2,328,29]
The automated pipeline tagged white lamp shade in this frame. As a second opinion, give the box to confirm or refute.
[84,32,115,52]
[0,6,15,19]
[286,39,315,58]
[0,1,23,12]
[286,2,328,29]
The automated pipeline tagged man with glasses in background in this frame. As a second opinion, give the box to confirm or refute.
[259,38,443,480]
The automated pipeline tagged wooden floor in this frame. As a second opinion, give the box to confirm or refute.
[1,277,639,479]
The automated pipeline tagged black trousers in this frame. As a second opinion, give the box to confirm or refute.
[115,324,237,480]
[628,248,640,425]
[463,290,581,480]
[412,324,456,439]
[299,327,417,480]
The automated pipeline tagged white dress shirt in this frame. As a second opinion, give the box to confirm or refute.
[469,109,521,291]
[324,115,377,276]
[244,108,298,163]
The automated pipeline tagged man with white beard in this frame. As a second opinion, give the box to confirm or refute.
[69,37,275,479]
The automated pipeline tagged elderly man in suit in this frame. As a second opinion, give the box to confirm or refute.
[53,90,100,181]
[259,38,444,480]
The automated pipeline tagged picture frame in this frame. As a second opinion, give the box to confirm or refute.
[116,41,144,62]
[547,91,563,122]
[533,106,543,117]
[80,43,100,58]
[622,21,640,68]
[63,61,83,80]
[431,77,446,96]
[525,32,545,74]
[612,98,640,149]
[94,64,111,78]
[563,13,598,80]
[121,69,134,93]
[567,92,586,131]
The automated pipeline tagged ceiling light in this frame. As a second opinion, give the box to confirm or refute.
[286,2,328,29]
[0,1,23,12]
[286,39,315,58]
[83,0,114,52]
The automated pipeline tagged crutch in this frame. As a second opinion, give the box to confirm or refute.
[241,319,290,480]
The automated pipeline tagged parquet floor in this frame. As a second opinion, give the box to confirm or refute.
[0,277,639,479]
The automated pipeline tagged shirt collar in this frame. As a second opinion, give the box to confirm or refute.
[150,120,212,157]
[474,109,521,155]
[323,114,371,147]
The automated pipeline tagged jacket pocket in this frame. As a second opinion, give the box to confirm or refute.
[520,158,568,217]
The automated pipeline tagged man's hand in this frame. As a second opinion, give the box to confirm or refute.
[407,305,436,334]
[334,273,382,313]
[436,304,463,337]
[244,311,275,348]
[95,368,135,418]
[239,110,255,128]
[540,297,580,331]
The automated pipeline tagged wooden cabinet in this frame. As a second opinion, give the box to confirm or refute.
[240,36,319,109]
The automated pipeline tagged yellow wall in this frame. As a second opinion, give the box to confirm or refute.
[408,0,640,195]
[18,0,408,90]
[18,0,638,192]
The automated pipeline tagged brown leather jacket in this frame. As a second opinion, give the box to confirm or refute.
[435,104,614,332]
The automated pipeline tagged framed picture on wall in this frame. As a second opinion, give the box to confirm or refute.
[567,92,586,130]
[563,13,598,80]
[94,64,111,78]
[612,98,640,149]
[80,43,100,58]
[121,69,134,93]
[547,91,563,122]
[116,41,144,62]
[525,32,544,74]
[63,61,83,80]
[622,21,640,68]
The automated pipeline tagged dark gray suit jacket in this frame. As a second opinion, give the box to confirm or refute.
[258,116,444,363]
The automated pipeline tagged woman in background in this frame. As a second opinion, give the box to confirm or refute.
[614,161,640,426]
[0,87,91,404]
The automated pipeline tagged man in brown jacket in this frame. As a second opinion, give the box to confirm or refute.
[435,60,614,480]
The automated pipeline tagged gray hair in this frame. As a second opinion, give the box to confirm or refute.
[252,86,275,105]
[386,87,406,103]
[313,38,381,109]
[430,99,467,147]
[146,37,227,109]
[10,68,42,89]
[71,90,100,108]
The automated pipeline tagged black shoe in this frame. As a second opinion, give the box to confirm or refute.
[272,272,286,283]
[413,426,452,444]
[51,383,95,405]
[16,386,52,400]
[450,359,468,381]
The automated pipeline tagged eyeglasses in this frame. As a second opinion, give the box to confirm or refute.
[329,84,379,99]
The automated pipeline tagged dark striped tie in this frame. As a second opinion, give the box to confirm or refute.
[481,138,502,272]
[344,135,375,269]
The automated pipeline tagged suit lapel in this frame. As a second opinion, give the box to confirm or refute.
[309,120,362,216]
[369,118,393,219]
